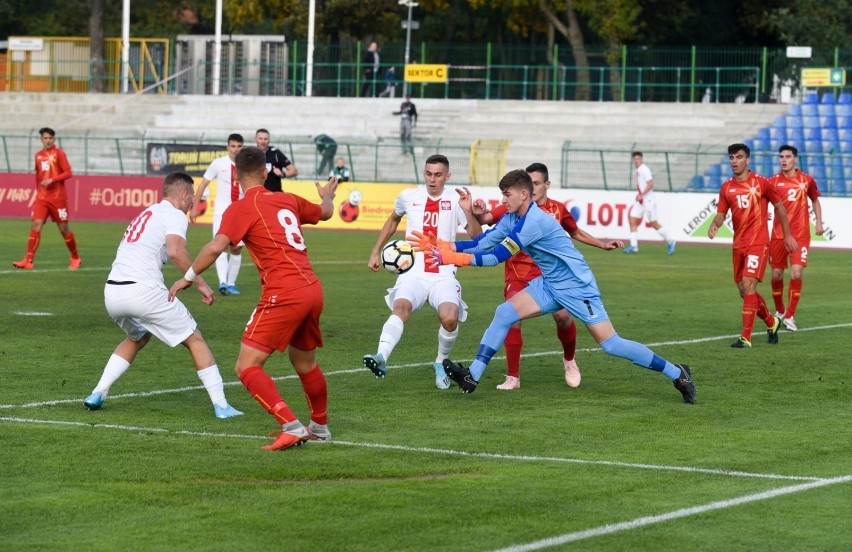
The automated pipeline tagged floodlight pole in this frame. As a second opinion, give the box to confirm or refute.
[400,0,418,97]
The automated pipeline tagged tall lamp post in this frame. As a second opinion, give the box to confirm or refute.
[399,0,418,97]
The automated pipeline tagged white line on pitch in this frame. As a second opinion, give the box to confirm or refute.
[0,259,361,276]
[0,416,828,483]
[490,475,852,552]
[3,322,849,411]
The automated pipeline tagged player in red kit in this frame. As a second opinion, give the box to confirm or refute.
[12,127,81,270]
[170,146,339,451]
[473,163,622,390]
[768,145,824,331]
[708,143,797,348]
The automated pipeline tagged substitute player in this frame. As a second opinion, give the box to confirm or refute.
[171,147,338,451]
[83,172,243,419]
[12,127,81,270]
[411,169,695,404]
[473,163,622,390]
[363,154,482,389]
[623,151,676,255]
[191,133,245,296]
[768,145,824,331]
[708,143,797,348]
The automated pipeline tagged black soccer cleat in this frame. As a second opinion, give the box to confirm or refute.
[731,337,752,348]
[442,359,478,394]
[767,316,781,345]
[673,364,696,404]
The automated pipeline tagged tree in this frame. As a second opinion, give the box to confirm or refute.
[90,0,106,93]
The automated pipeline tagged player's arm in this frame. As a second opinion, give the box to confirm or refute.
[54,149,73,182]
[411,105,418,126]
[369,212,403,272]
[707,212,726,239]
[812,197,824,236]
[642,177,654,195]
[284,159,298,178]
[167,234,227,305]
[190,178,211,223]
[472,199,495,225]
[314,176,339,220]
[570,227,622,250]
[772,201,798,252]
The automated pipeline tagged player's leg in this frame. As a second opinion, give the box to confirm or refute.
[624,204,641,253]
[13,209,45,268]
[769,239,787,318]
[553,309,580,388]
[225,244,243,295]
[364,280,423,377]
[498,280,526,390]
[211,217,229,294]
[586,319,695,404]
[648,205,675,254]
[85,331,151,410]
[785,262,805,330]
[181,329,242,417]
[430,279,466,389]
[55,202,81,268]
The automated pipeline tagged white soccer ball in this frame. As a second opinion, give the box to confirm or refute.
[381,239,415,274]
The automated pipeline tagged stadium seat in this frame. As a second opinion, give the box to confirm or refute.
[720,162,733,177]
[688,175,704,191]
[708,163,721,177]
[802,115,820,128]
[803,92,819,104]
[818,104,835,116]
[801,104,819,117]
[753,138,768,151]
[786,115,803,128]
[836,104,852,117]
[804,139,822,153]
[844,166,852,179]
[786,128,805,146]
[841,140,852,154]
[810,166,826,184]
[839,128,852,141]
[769,126,785,141]
[805,127,821,140]
[822,127,839,142]
[788,104,802,116]
[838,115,852,129]
[770,138,783,151]
[821,92,836,104]
[838,92,852,105]
[757,127,771,142]
[820,114,837,128]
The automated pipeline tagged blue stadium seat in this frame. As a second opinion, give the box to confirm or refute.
[838,115,852,129]
[817,104,835,116]
[822,127,839,142]
[688,175,704,191]
[743,139,755,152]
[804,139,822,153]
[770,138,783,151]
[757,127,771,142]
[843,154,852,167]
[838,92,852,105]
[810,166,826,184]
[839,128,852,141]
[703,175,721,190]
[708,163,721,177]
[786,128,805,145]
[769,126,785,140]
[801,104,819,117]
[720,162,733,177]
[773,115,787,128]
[837,104,852,117]
[844,166,852,179]
[805,127,821,140]
[803,92,820,105]
[786,115,803,128]
[753,138,768,151]
[805,155,826,170]
[802,115,820,128]
[820,115,837,128]
[821,92,836,104]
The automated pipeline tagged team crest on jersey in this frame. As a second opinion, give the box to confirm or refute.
[440,200,451,210]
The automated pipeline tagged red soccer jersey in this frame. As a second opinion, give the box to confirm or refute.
[717,171,781,249]
[218,186,323,294]
[769,169,820,241]
[34,146,72,202]
[491,198,579,282]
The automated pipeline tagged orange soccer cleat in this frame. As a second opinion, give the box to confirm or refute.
[12,259,34,270]
[68,257,82,270]
[262,426,311,451]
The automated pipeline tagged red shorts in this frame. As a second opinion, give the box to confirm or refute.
[732,244,769,283]
[504,278,529,300]
[32,197,70,223]
[769,238,810,269]
[241,281,324,354]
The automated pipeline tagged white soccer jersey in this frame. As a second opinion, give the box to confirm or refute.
[203,155,243,216]
[635,163,655,197]
[395,186,467,278]
[108,200,188,287]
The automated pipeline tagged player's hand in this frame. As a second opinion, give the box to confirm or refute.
[196,281,215,306]
[427,242,471,267]
[602,240,623,250]
[472,198,489,216]
[168,279,192,301]
[707,223,719,239]
[456,187,473,211]
[406,230,437,252]
[316,175,339,200]
[784,235,798,253]
[815,220,824,236]
[367,251,381,272]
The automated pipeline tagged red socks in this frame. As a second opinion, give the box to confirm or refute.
[64,231,79,259]
[771,279,785,314]
[25,230,41,261]
[787,279,802,317]
[239,366,296,424]
[298,365,328,425]
[741,294,758,340]
[557,320,577,361]
[504,326,522,378]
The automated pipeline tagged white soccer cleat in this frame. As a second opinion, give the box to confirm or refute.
[308,421,332,442]
[495,375,520,390]
[563,358,581,388]
[774,311,785,322]
[783,317,798,331]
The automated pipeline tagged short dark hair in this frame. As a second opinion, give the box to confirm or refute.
[779,144,798,157]
[525,162,549,182]
[498,169,533,195]
[425,154,449,170]
[235,146,266,180]
[39,127,56,137]
[228,133,244,144]
[163,171,194,196]
[632,151,643,158]
[728,143,751,158]
[255,128,269,136]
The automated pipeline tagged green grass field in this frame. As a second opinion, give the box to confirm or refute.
[1,219,850,551]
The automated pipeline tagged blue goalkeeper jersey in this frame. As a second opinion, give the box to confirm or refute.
[460,202,597,290]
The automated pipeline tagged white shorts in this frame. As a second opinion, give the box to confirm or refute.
[104,282,197,347]
[212,214,244,247]
[629,195,659,222]
[385,274,468,322]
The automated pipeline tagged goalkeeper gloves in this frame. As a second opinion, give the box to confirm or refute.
[406,230,438,252]
[427,242,471,267]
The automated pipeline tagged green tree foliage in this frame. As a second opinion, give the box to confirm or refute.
[766,0,852,50]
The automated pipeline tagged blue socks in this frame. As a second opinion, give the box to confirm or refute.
[599,334,681,380]
[469,302,520,381]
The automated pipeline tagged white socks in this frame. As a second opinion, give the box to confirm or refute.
[214,252,229,285]
[377,314,405,360]
[93,353,131,395]
[657,226,670,242]
[227,253,242,285]
[436,326,459,363]
[196,365,227,407]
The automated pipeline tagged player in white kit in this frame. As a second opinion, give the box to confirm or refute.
[192,133,245,295]
[364,154,482,389]
[623,151,676,255]
[83,172,243,419]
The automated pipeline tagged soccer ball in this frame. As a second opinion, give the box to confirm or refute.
[381,239,415,274]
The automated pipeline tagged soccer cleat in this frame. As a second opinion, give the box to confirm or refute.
[774,311,785,322]
[83,392,105,410]
[218,283,228,295]
[434,362,452,389]
[496,375,520,390]
[673,364,696,404]
[213,404,244,419]
[783,317,798,331]
[667,240,677,255]
[12,259,34,270]
[308,421,332,442]
[622,246,638,254]
[262,426,311,451]
[767,316,781,345]
[442,359,478,393]
[225,284,240,295]
[731,337,752,348]
[563,358,581,388]
[68,257,82,270]
[363,353,387,377]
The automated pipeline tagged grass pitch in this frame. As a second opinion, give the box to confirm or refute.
[1,219,850,551]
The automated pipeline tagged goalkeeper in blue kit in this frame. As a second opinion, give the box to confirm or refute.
[408,169,695,403]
